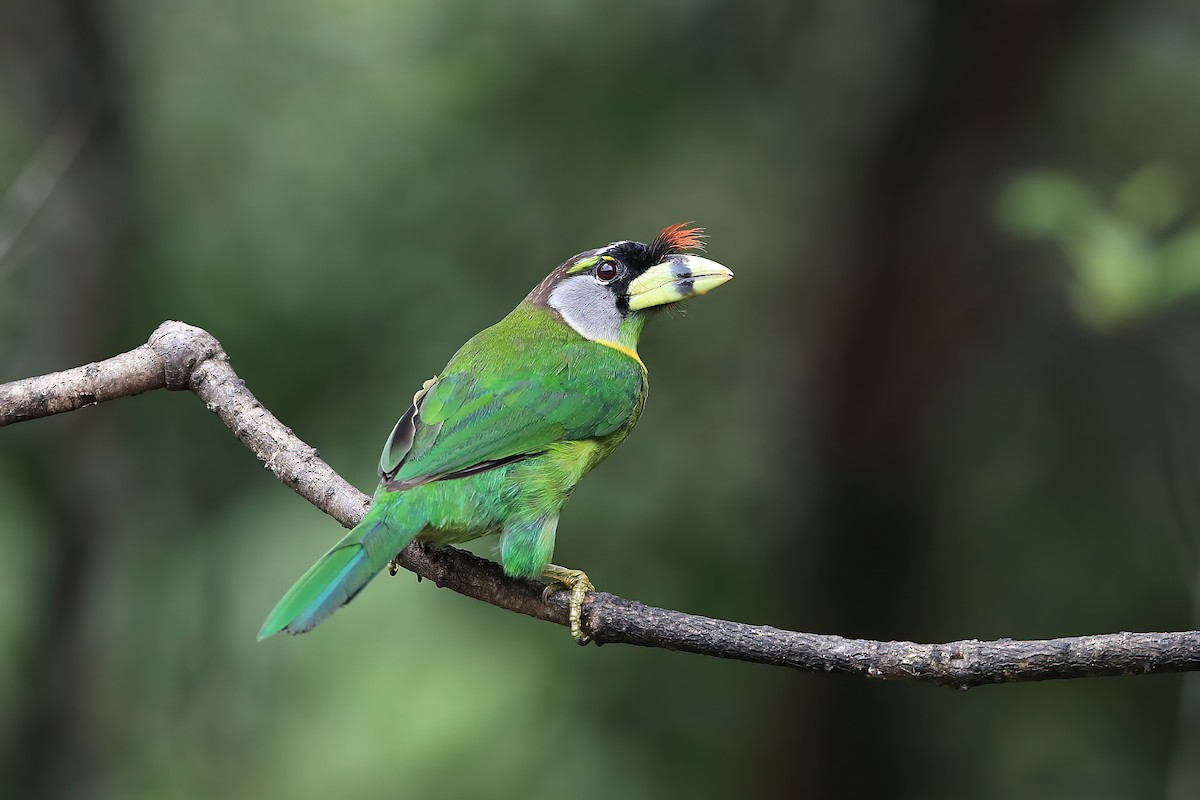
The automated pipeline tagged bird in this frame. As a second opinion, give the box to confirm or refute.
[258,224,733,642]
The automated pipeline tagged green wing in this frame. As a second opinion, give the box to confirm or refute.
[379,329,643,487]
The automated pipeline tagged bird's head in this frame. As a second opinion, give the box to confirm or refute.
[526,223,733,349]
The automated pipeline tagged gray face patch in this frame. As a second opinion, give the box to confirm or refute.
[548,275,623,343]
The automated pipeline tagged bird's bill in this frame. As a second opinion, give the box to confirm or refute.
[625,255,734,311]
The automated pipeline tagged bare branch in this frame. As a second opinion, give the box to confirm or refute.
[3,320,1198,688]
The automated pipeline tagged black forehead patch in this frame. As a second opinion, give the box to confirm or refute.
[599,240,649,267]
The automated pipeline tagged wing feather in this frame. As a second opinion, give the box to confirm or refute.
[381,338,642,488]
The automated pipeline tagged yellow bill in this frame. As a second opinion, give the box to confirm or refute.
[626,255,734,311]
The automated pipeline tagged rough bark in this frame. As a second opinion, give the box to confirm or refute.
[2,320,1198,688]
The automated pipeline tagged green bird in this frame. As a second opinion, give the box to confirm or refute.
[258,224,733,642]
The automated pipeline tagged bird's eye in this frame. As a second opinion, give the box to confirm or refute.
[596,261,619,284]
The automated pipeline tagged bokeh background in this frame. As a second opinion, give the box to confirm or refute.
[3,1,1200,798]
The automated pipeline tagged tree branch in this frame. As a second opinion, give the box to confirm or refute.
[3,320,1198,688]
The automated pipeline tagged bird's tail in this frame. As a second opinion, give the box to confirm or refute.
[257,501,419,640]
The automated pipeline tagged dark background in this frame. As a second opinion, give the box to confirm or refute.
[3,1,1200,798]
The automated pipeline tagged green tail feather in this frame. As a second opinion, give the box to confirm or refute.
[258,507,414,640]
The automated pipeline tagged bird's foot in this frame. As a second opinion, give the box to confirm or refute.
[540,564,594,644]
[387,554,401,576]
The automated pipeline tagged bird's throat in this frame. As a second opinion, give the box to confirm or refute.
[546,276,648,371]
[591,339,646,371]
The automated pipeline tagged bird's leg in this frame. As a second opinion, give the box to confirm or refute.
[540,564,594,644]
[387,554,401,576]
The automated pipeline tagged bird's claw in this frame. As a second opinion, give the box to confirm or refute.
[540,564,594,644]
[387,555,401,576]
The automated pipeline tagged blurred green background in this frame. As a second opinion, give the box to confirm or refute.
[3,1,1200,798]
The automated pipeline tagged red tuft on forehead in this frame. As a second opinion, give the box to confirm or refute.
[653,222,705,255]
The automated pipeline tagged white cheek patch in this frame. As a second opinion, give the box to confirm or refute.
[548,275,623,344]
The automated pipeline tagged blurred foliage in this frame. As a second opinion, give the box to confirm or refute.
[2,1,1200,799]
[999,163,1200,327]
